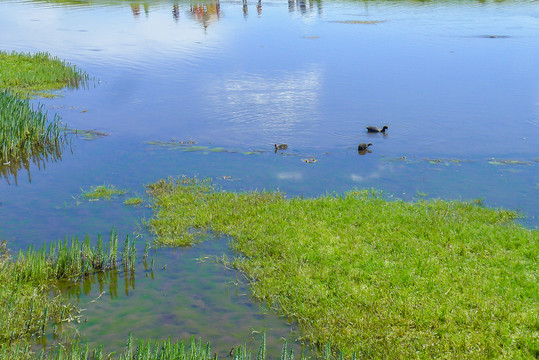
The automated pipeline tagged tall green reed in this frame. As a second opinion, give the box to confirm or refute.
[0,90,66,164]
[14,229,137,283]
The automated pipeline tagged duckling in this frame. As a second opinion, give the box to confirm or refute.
[357,143,372,151]
[366,125,388,133]
[274,144,288,150]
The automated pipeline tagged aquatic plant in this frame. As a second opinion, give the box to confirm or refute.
[1,230,137,350]
[0,243,77,344]
[0,90,66,164]
[125,196,144,206]
[81,185,127,200]
[0,50,88,97]
[66,129,110,141]
[147,177,539,358]
[14,230,137,283]
[3,331,315,360]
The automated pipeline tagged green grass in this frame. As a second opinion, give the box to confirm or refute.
[147,177,539,359]
[0,90,66,163]
[0,231,136,348]
[0,51,88,97]
[0,331,314,360]
[81,185,127,200]
[125,196,144,206]
[0,51,87,165]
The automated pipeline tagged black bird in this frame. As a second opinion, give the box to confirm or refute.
[357,143,372,151]
[366,125,388,133]
[274,144,288,150]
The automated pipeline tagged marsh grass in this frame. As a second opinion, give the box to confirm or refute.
[0,231,136,348]
[147,177,539,359]
[2,331,313,360]
[81,185,127,200]
[0,90,66,164]
[0,51,88,97]
[14,230,137,283]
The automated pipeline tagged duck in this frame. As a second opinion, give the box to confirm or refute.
[357,143,372,151]
[366,125,388,133]
[274,144,288,150]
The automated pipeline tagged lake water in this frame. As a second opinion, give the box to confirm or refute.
[0,0,538,356]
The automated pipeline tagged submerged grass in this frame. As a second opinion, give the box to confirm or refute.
[81,184,127,200]
[147,177,539,359]
[0,51,88,97]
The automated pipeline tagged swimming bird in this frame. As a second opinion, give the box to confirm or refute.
[357,143,372,151]
[366,125,388,133]
[274,144,288,150]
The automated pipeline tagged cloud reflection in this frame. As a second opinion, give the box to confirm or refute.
[204,67,323,146]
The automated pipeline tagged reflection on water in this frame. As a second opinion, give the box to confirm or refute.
[60,265,136,301]
[56,239,304,358]
[0,140,66,185]
[0,0,538,355]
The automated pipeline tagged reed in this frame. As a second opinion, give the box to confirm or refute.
[0,90,66,164]
[0,230,137,348]
[147,177,539,358]
[0,50,88,97]
[14,230,138,283]
[31,331,310,360]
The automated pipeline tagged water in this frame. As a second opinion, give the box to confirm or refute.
[0,0,538,355]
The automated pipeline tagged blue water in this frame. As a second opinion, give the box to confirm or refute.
[0,0,538,355]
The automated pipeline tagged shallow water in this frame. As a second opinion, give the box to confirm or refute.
[0,0,538,355]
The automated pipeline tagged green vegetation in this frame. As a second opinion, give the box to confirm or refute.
[81,185,127,200]
[0,231,135,348]
[125,196,144,206]
[0,51,88,97]
[66,129,110,141]
[0,331,316,359]
[0,90,65,164]
[147,177,539,358]
[0,51,87,167]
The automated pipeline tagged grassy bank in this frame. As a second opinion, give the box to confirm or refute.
[0,51,88,97]
[147,177,539,359]
[0,51,88,164]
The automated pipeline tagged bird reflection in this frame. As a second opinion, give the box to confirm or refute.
[357,149,373,156]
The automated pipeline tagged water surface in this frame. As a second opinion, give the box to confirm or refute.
[0,0,538,354]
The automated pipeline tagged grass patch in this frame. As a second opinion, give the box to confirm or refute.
[81,184,127,200]
[0,230,136,350]
[0,51,88,97]
[125,196,144,206]
[147,177,539,359]
[0,90,66,164]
